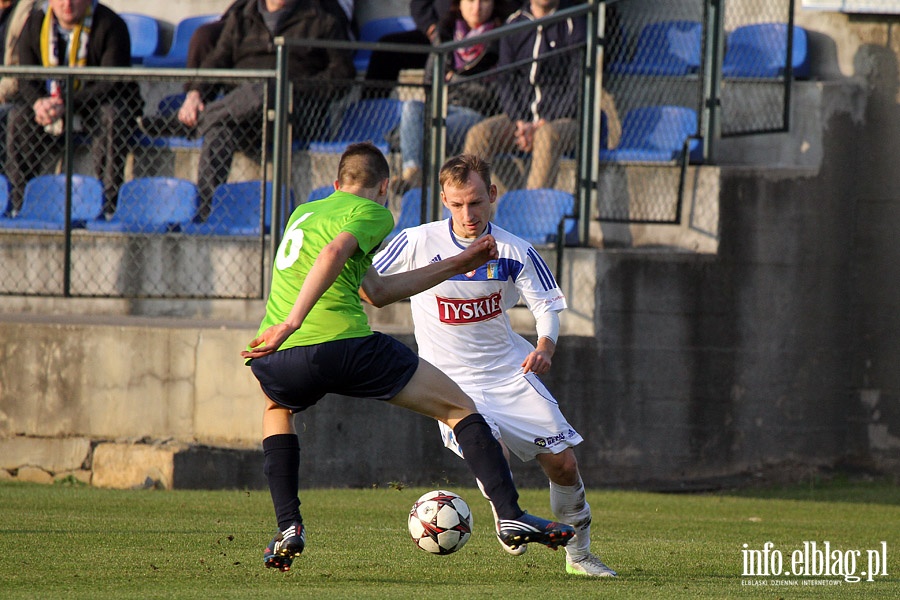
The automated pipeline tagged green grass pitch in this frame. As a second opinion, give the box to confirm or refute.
[0,478,897,599]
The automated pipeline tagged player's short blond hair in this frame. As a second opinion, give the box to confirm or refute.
[337,142,390,189]
[439,154,492,191]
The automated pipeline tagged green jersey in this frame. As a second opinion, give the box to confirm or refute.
[255,190,394,349]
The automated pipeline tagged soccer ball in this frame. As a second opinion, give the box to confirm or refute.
[408,490,472,555]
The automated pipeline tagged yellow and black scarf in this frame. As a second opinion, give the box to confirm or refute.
[40,0,94,91]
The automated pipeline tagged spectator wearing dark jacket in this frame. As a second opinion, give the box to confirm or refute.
[392,0,515,193]
[462,0,585,190]
[363,0,452,94]
[171,0,355,221]
[4,0,141,217]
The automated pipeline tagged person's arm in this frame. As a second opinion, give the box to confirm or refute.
[241,231,360,359]
[359,234,498,308]
[71,8,133,111]
[410,0,442,41]
[13,10,46,106]
[521,310,560,375]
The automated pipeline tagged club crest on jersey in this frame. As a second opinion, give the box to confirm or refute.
[486,261,499,280]
[436,292,502,324]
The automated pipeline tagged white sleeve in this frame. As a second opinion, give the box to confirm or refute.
[535,309,561,344]
[372,229,413,275]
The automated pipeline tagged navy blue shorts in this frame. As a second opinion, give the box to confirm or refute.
[248,333,419,412]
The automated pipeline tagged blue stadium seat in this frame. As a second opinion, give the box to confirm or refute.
[723,23,810,79]
[0,174,9,217]
[0,174,103,230]
[120,13,160,64]
[493,189,577,247]
[144,14,219,68]
[308,99,403,154]
[181,180,295,236]
[307,185,334,202]
[86,177,198,233]
[599,105,703,163]
[354,16,416,73]
[385,188,451,241]
[609,20,703,76]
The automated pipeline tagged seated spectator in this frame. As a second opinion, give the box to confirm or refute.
[4,0,141,217]
[462,0,584,190]
[0,0,37,175]
[363,0,451,97]
[392,0,514,194]
[145,0,355,222]
[183,0,352,74]
[0,0,37,103]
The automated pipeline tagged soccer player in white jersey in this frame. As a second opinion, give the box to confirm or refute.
[370,154,617,578]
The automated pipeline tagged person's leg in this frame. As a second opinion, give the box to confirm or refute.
[390,358,575,551]
[5,104,55,214]
[445,106,485,157]
[399,99,425,173]
[526,118,579,190]
[461,113,516,164]
[390,359,522,517]
[261,398,305,571]
[88,103,131,215]
[262,399,302,529]
[536,449,616,577]
[195,83,266,219]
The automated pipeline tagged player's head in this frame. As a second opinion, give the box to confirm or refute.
[336,142,390,205]
[439,154,498,239]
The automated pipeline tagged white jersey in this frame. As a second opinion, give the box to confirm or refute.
[373,219,567,389]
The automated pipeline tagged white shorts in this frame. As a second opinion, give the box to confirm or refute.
[439,372,583,462]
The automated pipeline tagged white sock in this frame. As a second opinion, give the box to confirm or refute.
[550,477,592,560]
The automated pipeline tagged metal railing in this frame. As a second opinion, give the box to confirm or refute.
[0,0,797,299]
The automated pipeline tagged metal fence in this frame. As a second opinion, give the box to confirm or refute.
[0,0,796,299]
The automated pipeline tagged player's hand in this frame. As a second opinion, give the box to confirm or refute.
[240,323,294,359]
[456,234,498,273]
[521,349,552,375]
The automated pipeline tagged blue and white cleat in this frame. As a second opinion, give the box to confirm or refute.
[497,512,574,550]
[264,521,306,571]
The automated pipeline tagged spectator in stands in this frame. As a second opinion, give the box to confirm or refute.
[462,0,585,190]
[183,0,353,74]
[391,0,514,194]
[4,0,140,218]
[0,0,37,176]
[0,0,37,103]
[363,0,452,95]
[149,0,355,222]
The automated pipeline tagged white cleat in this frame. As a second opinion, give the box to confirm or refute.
[565,553,617,577]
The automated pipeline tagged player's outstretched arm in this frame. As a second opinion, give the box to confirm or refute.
[360,234,498,307]
[241,232,360,359]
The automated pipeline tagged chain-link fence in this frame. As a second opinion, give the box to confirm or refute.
[0,0,797,299]
[720,0,799,136]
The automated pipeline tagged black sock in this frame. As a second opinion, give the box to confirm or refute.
[263,433,301,531]
[453,414,522,520]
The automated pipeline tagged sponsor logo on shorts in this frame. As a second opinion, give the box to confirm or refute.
[533,429,577,448]
[436,292,503,324]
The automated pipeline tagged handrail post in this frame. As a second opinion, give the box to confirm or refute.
[270,39,290,292]
[62,72,75,297]
[578,0,602,247]
[702,0,724,162]
[427,51,448,222]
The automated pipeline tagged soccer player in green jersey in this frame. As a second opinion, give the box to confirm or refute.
[241,142,575,572]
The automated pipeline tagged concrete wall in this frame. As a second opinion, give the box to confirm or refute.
[1,4,899,489]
